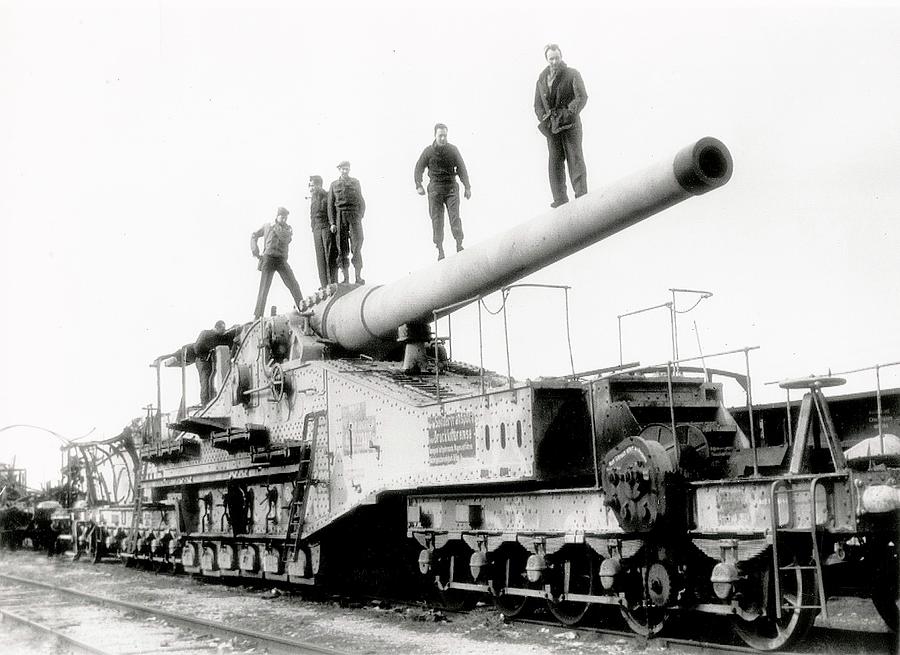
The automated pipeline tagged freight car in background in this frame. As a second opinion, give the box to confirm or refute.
[0,426,142,560]
[0,463,73,555]
[0,463,30,549]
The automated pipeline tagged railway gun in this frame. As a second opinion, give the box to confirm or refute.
[54,136,898,651]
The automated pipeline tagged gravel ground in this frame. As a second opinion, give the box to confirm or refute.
[0,550,895,655]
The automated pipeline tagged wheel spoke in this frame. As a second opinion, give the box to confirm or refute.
[620,604,668,637]
[733,564,817,651]
[434,548,479,611]
[492,548,531,618]
[547,551,595,626]
[872,540,899,633]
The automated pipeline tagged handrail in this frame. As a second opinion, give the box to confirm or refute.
[432,284,576,404]
[632,347,761,475]
[152,319,263,440]
[766,359,900,459]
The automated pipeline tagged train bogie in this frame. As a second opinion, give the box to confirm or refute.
[403,370,900,649]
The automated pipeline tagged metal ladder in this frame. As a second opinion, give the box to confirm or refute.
[769,476,829,619]
[282,414,320,567]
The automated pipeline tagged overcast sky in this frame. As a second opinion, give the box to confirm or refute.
[2,0,898,486]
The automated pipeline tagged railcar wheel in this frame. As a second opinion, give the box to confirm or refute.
[492,547,531,618]
[873,590,899,634]
[620,604,669,637]
[547,549,596,626]
[434,546,479,611]
[618,558,670,636]
[872,542,899,633]
[494,590,530,618]
[437,587,478,611]
[732,566,817,651]
[89,528,102,564]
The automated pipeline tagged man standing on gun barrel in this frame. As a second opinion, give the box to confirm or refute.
[534,43,588,208]
[414,123,472,260]
[250,206,305,318]
[308,175,337,287]
[328,161,366,285]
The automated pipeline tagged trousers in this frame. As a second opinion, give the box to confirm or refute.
[546,123,587,204]
[196,358,215,405]
[336,210,364,271]
[428,183,463,247]
[312,227,338,287]
[254,255,304,318]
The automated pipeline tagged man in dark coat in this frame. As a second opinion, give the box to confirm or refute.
[327,161,366,285]
[193,320,241,405]
[414,123,472,260]
[308,175,337,287]
[154,322,241,407]
[250,206,305,318]
[533,43,588,207]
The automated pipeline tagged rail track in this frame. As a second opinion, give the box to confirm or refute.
[0,572,348,655]
[0,550,895,655]
[509,613,897,655]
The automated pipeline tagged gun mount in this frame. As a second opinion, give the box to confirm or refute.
[150,135,735,539]
[295,137,732,365]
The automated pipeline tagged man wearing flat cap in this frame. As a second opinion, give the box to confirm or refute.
[327,161,366,284]
[308,175,337,287]
[250,206,305,318]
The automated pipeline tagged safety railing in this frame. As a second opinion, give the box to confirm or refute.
[630,346,762,475]
[765,359,900,456]
[617,288,713,369]
[823,361,899,457]
[431,283,576,405]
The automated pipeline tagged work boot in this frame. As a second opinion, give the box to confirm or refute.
[550,198,569,208]
[437,245,445,261]
[354,268,365,285]
[456,241,464,253]
[340,267,350,284]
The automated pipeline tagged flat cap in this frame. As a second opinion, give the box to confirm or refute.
[337,160,351,169]
[276,206,289,216]
[309,175,323,185]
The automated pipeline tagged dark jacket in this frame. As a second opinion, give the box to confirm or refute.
[534,62,588,136]
[309,188,329,230]
[327,176,366,225]
[414,142,471,190]
[155,343,196,367]
[251,220,293,258]
[194,326,240,361]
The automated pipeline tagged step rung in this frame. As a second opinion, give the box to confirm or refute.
[779,565,819,570]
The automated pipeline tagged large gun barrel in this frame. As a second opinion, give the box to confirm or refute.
[309,137,733,352]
